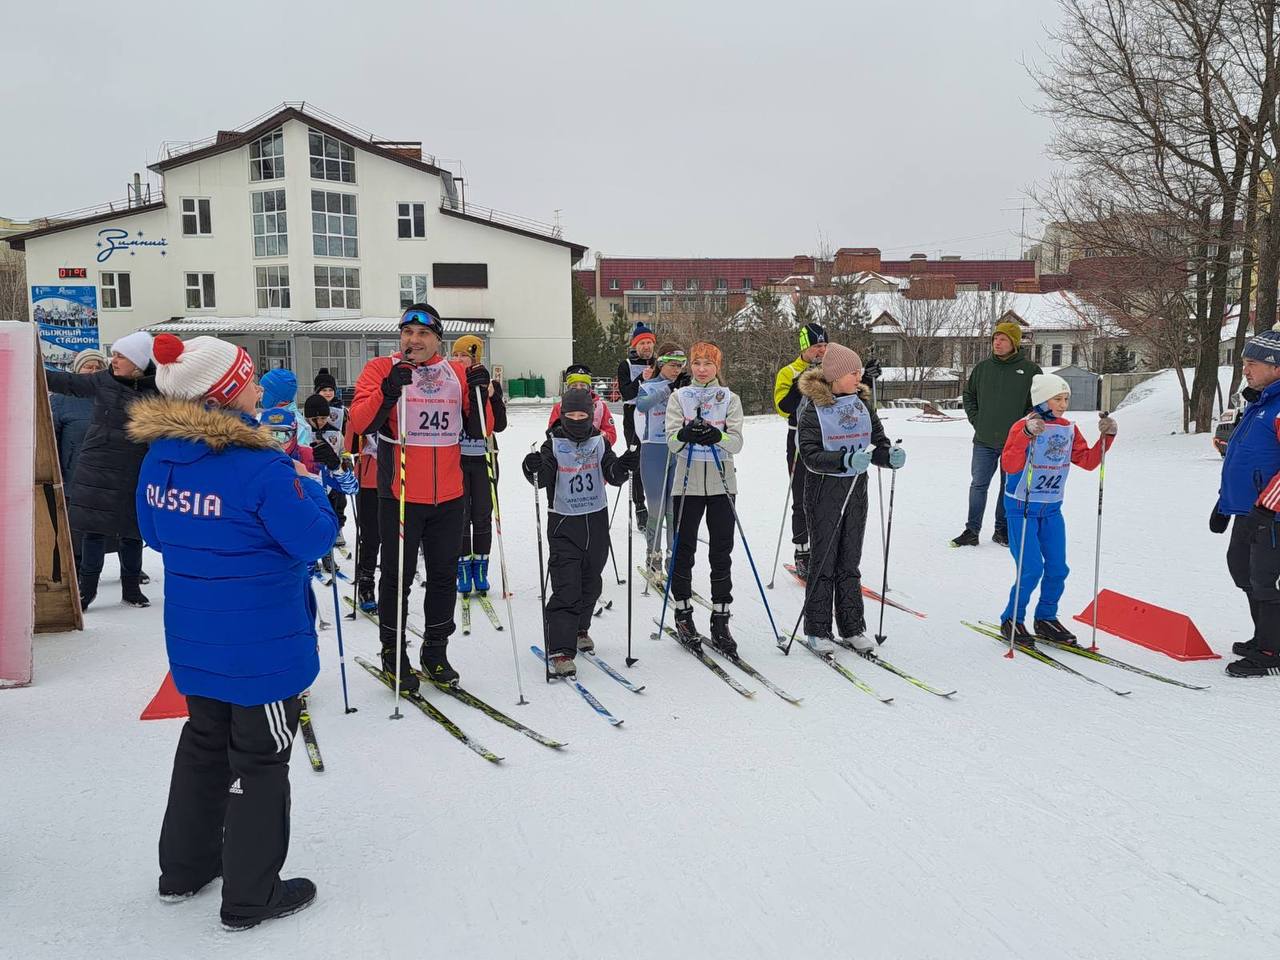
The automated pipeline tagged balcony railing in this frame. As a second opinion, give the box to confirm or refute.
[440,196,563,240]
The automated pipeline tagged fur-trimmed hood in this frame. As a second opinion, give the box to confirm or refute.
[127,395,280,452]
[797,367,872,408]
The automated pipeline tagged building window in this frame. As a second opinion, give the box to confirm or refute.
[310,339,357,387]
[258,339,291,372]
[680,296,701,312]
[1071,344,1081,366]
[1033,343,1044,364]
[311,191,358,258]
[990,281,1003,292]
[308,128,356,182]
[100,271,131,309]
[255,266,291,311]
[1051,343,1063,366]
[366,338,399,361]
[633,279,646,290]
[399,274,429,309]
[252,189,288,257]
[181,198,212,236]
[249,128,285,181]
[185,272,216,310]
[659,296,673,313]
[716,278,727,291]
[686,279,698,291]
[397,202,426,239]
[315,266,361,310]
[432,263,488,288]
[609,303,624,319]
[662,279,674,292]
[711,295,728,311]
[609,279,619,291]
[630,297,656,314]
[743,278,752,291]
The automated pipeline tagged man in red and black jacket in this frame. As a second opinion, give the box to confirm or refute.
[348,303,489,690]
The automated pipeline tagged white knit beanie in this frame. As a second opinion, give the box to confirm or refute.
[110,330,154,370]
[152,334,256,405]
[1030,373,1071,407]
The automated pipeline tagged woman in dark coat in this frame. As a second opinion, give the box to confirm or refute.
[51,348,107,571]
[46,331,158,610]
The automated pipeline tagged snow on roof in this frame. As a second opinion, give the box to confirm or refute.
[143,317,495,335]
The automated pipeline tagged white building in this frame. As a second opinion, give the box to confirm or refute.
[7,103,585,389]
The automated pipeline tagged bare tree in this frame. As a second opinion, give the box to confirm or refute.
[0,246,28,322]
[881,291,960,394]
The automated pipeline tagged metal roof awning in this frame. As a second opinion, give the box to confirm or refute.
[143,317,496,336]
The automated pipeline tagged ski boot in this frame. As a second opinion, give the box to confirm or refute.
[221,877,316,931]
[1226,648,1280,678]
[793,546,811,581]
[709,604,737,658]
[456,556,473,595]
[1034,619,1077,645]
[576,629,595,653]
[548,651,577,678]
[803,634,837,656]
[122,576,151,608]
[357,579,377,612]
[1232,637,1260,657]
[471,554,491,594]
[380,642,420,694]
[419,637,459,686]
[673,602,700,650]
[79,572,99,612]
[999,619,1034,646]
[842,632,877,654]
[950,529,979,547]
[635,504,648,530]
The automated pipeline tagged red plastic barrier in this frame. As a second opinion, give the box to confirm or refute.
[140,672,189,720]
[1074,589,1220,661]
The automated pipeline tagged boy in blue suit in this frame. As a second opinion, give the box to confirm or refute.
[130,334,337,931]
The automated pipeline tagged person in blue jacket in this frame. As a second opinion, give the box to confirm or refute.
[260,366,313,445]
[128,333,337,931]
[1212,324,1280,677]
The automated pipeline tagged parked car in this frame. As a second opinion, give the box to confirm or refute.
[1213,406,1239,457]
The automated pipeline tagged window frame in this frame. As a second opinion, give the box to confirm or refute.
[397,202,427,240]
[100,271,132,310]
[251,188,289,258]
[181,197,212,237]
[1050,342,1063,366]
[633,279,646,290]
[254,265,292,313]
[248,128,285,182]
[184,271,216,311]
[609,279,619,291]
[308,128,357,183]
[399,273,429,309]
[314,265,362,312]
[686,279,698,291]
[257,338,292,372]
[311,190,359,259]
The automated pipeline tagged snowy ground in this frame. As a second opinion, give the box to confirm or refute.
[5,369,1278,960]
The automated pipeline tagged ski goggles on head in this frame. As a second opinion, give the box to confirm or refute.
[399,308,443,336]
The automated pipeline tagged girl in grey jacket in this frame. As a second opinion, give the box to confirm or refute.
[663,341,744,655]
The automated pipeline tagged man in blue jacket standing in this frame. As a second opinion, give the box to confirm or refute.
[129,333,338,929]
[1213,325,1280,678]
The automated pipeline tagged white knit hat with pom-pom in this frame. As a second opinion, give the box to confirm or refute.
[152,334,256,405]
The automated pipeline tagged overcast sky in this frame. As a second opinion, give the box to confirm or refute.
[2,0,1062,262]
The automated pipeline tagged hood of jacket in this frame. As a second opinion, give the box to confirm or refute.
[798,367,871,408]
[128,395,280,464]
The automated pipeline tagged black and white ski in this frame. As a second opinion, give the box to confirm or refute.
[785,635,894,703]
[298,697,324,772]
[459,593,471,635]
[581,650,646,693]
[475,593,505,631]
[651,620,755,698]
[411,669,566,748]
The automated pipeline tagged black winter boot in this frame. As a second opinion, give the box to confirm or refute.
[419,637,459,686]
[79,572,99,611]
[1227,648,1280,677]
[357,579,377,612]
[951,529,979,547]
[220,877,316,931]
[122,576,150,608]
[673,603,700,650]
[709,606,737,658]
[380,642,420,694]
[1034,619,1077,644]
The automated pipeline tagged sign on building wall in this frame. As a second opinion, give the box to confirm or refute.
[30,285,99,370]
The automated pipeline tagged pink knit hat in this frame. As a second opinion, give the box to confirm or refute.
[820,343,863,383]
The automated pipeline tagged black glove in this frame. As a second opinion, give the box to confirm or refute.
[618,448,640,473]
[676,421,700,443]
[380,363,414,400]
[310,441,340,471]
[521,452,542,485]
[862,358,882,382]
[1209,507,1229,534]
[691,421,722,446]
[467,364,491,390]
[672,371,692,389]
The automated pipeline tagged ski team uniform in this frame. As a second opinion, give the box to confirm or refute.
[547,391,618,445]
[998,414,1111,624]
[348,352,486,656]
[796,370,891,639]
[664,379,744,616]
[458,380,507,571]
[635,375,681,555]
[129,395,337,924]
[527,420,630,658]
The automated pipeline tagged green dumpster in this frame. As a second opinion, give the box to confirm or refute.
[508,377,527,398]
[529,376,545,398]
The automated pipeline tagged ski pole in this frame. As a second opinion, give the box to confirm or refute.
[530,442,551,682]
[391,389,408,719]
[1008,425,1038,659]
[766,454,794,589]
[872,378,890,596]
[782,477,859,655]
[605,509,625,586]
[608,483,624,531]
[652,440,695,641]
[475,377,527,705]
[709,444,782,645]
[1088,413,1109,653]
[873,441,902,647]
[329,554,356,713]
[346,471,360,621]
[626,446,637,667]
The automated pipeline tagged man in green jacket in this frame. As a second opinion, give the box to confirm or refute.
[951,321,1041,547]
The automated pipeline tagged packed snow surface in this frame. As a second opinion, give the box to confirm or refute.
[5,368,1276,959]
